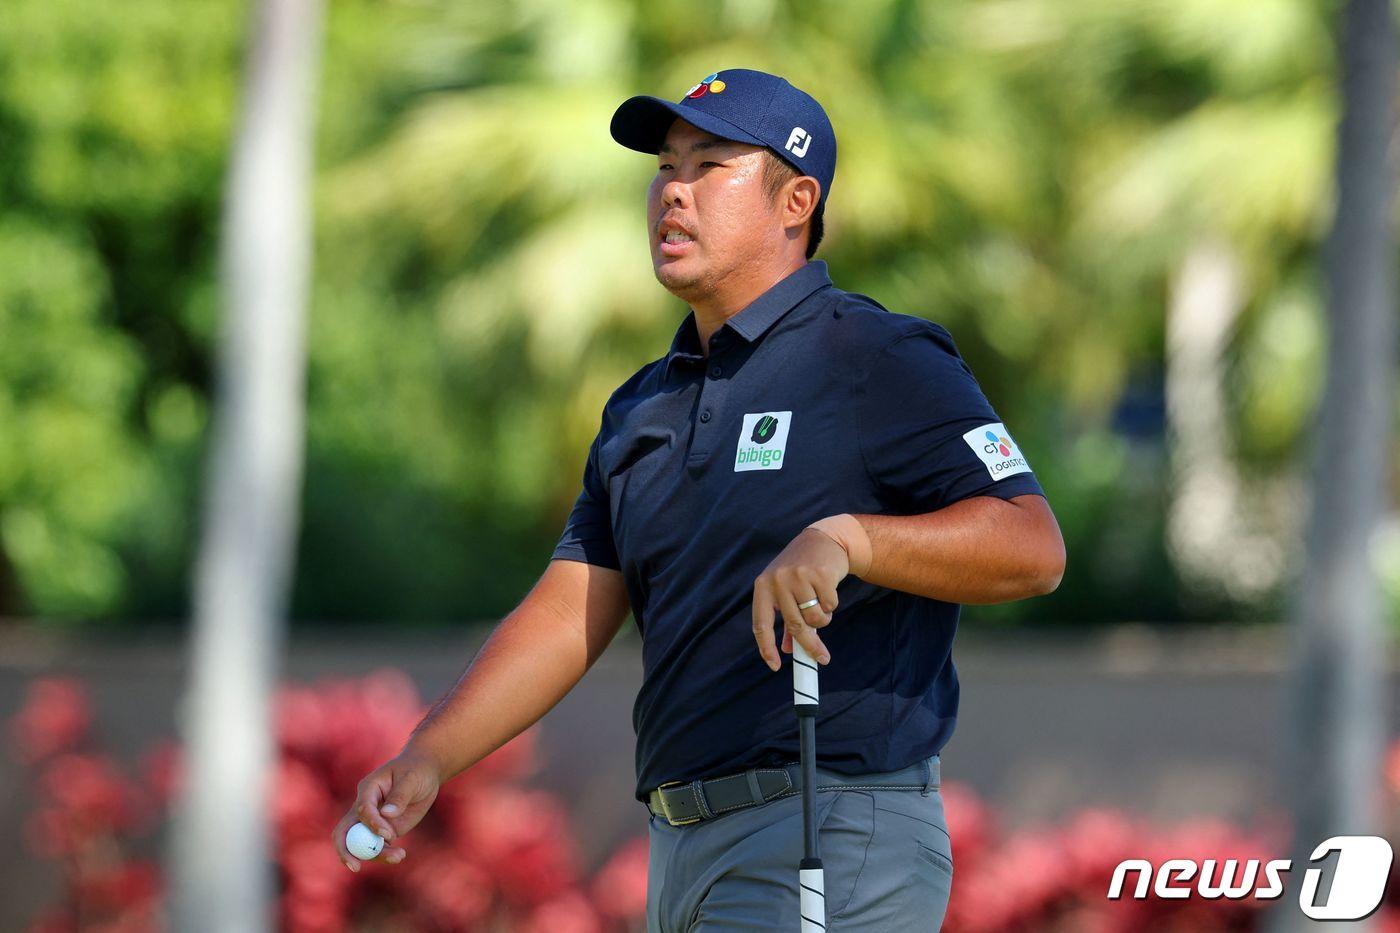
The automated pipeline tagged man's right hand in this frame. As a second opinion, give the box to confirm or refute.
[331,749,442,872]
[328,560,630,873]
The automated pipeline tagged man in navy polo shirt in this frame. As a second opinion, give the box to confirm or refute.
[334,69,1064,931]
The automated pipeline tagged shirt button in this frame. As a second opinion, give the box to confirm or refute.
[699,409,712,423]
[710,365,723,378]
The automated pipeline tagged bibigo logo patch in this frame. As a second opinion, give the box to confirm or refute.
[735,411,792,472]
[963,422,1031,480]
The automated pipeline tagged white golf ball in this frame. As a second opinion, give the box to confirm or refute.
[346,821,385,860]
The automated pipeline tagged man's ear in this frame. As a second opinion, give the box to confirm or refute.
[783,176,820,232]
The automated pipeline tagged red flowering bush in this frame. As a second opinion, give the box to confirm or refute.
[11,672,648,932]
[14,681,165,933]
[940,778,1400,932]
[10,672,1399,932]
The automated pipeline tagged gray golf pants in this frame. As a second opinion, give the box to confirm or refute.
[646,755,952,932]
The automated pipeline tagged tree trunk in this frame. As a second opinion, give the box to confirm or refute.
[167,0,324,929]
[1276,0,1397,928]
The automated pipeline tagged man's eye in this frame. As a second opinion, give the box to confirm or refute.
[701,161,720,168]
[658,163,674,171]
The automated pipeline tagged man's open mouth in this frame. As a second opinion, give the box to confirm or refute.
[657,220,697,257]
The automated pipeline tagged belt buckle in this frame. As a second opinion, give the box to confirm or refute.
[657,780,703,826]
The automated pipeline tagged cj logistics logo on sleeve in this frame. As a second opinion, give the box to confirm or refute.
[963,422,1031,480]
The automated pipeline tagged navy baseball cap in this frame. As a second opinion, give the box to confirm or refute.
[611,68,836,247]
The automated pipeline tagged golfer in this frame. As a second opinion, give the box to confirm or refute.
[334,68,1066,931]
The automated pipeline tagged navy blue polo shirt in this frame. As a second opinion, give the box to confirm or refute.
[552,261,1044,800]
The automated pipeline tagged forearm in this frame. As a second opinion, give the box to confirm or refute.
[827,495,1064,604]
[401,563,626,781]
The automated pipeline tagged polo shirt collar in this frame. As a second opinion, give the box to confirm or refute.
[725,260,833,341]
[664,261,833,373]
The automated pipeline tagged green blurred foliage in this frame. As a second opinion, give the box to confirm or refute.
[0,0,237,617]
[0,0,1359,624]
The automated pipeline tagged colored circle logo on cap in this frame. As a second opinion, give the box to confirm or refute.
[685,72,725,99]
[985,430,1012,457]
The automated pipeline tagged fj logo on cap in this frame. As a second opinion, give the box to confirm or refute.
[963,422,1031,480]
[735,411,792,472]
[785,127,811,158]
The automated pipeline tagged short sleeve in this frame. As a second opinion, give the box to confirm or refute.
[551,429,622,570]
[855,323,1043,512]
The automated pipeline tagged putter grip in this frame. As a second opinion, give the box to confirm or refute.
[800,864,825,932]
[792,641,820,707]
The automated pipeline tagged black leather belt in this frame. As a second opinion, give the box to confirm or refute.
[648,765,799,826]
[646,756,940,827]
